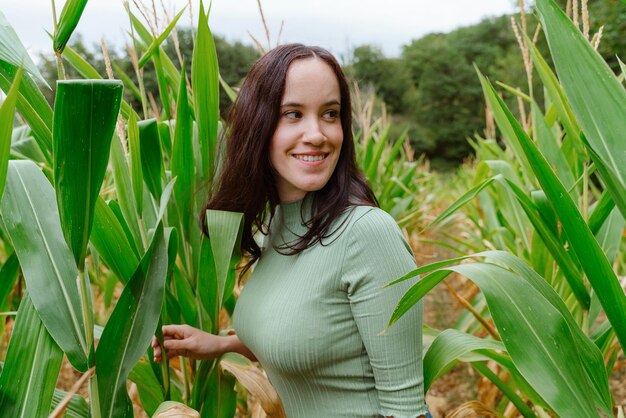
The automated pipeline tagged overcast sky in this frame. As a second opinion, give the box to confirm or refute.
[3,0,520,61]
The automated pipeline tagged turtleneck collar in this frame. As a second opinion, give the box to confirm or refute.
[270,193,314,246]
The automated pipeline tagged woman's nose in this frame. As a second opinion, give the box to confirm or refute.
[302,118,326,145]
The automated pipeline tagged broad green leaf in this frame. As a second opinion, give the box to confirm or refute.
[393,261,604,417]
[110,135,143,249]
[505,180,589,308]
[53,80,123,267]
[127,111,143,210]
[595,206,624,263]
[478,69,626,354]
[0,61,52,163]
[53,0,88,53]
[1,160,88,370]
[582,132,626,220]
[197,236,217,331]
[129,359,165,416]
[0,66,21,199]
[389,250,612,410]
[588,192,616,236]
[192,1,219,180]
[64,44,102,78]
[471,361,538,418]
[205,210,244,310]
[423,329,504,391]
[526,41,583,158]
[0,11,48,86]
[97,224,170,418]
[51,389,90,418]
[0,252,19,311]
[171,66,195,241]
[536,0,626,211]
[173,265,198,326]
[137,8,187,68]
[91,197,140,283]
[0,293,63,417]
[138,118,164,200]
[531,102,576,194]
[426,176,498,230]
[10,125,46,163]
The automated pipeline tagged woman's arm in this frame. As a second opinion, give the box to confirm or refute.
[152,324,257,362]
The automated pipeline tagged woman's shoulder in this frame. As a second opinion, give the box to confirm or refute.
[346,205,399,230]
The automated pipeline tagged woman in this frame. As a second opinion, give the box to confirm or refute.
[153,44,428,418]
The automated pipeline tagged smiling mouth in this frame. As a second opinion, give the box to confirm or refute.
[293,154,328,162]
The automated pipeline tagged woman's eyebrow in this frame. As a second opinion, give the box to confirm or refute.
[280,100,340,108]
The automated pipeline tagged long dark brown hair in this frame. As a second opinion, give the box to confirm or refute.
[201,44,377,271]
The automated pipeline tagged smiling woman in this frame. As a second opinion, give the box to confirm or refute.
[153,44,430,418]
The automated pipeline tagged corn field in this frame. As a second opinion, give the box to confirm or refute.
[0,0,624,417]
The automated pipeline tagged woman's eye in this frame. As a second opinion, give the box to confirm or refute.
[284,111,301,119]
[323,109,339,120]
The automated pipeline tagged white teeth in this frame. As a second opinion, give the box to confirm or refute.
[294,154,326,162]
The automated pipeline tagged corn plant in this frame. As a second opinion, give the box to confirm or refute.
[389,0,625,416]
[0,1,279,417]
[351,85,436,229]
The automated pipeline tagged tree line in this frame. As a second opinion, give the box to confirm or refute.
[38,0,625,168]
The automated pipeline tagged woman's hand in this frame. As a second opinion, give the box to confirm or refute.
[152,324,257,362]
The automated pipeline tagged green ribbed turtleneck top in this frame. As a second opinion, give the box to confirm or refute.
[233,198,427,418]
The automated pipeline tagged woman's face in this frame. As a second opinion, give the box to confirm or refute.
[270,57,343,202]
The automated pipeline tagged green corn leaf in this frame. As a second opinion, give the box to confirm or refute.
[110,135,143,250]
[113,62,141,101]
[505,180,589,309]
[151,49,173,120]
[588,192,616,236]
[0,293,63,417]
[91,197,140,283]
[391,259,608,416]
[53,0,88,53]
[595,206,624,264]
[423,329,504,391]
[219,73,237,103]
[366,126,390,181]
[174,265,198,326]
[171,65,194,241]
[61,46,135,119]
[531,102,576,194]
[1,160,88,370]
[0,11,48,86]
[138,118,164,200]
[129,359,165,416]
[0,66,21,200]
[0,62,52,163]
[426,175,498,230]
[197,236,217,331]
[526,40,584,158]
[137,7,187,68]
[11,125,46,163]
[478,69,626,354]
[471,362,538,418]
[63,44,102,78]
[536,0,626,210]
[127,111,143,211]
[51,389,90,418]
[96,224,171,418]
[0,252,19,312]
[192,1,219,180]
[582,132,626,220]
[53,80,123,267]
[205,210,244,310]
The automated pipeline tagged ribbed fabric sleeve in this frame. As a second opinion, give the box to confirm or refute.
[341,208,427,418]
[233,200,427,417]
